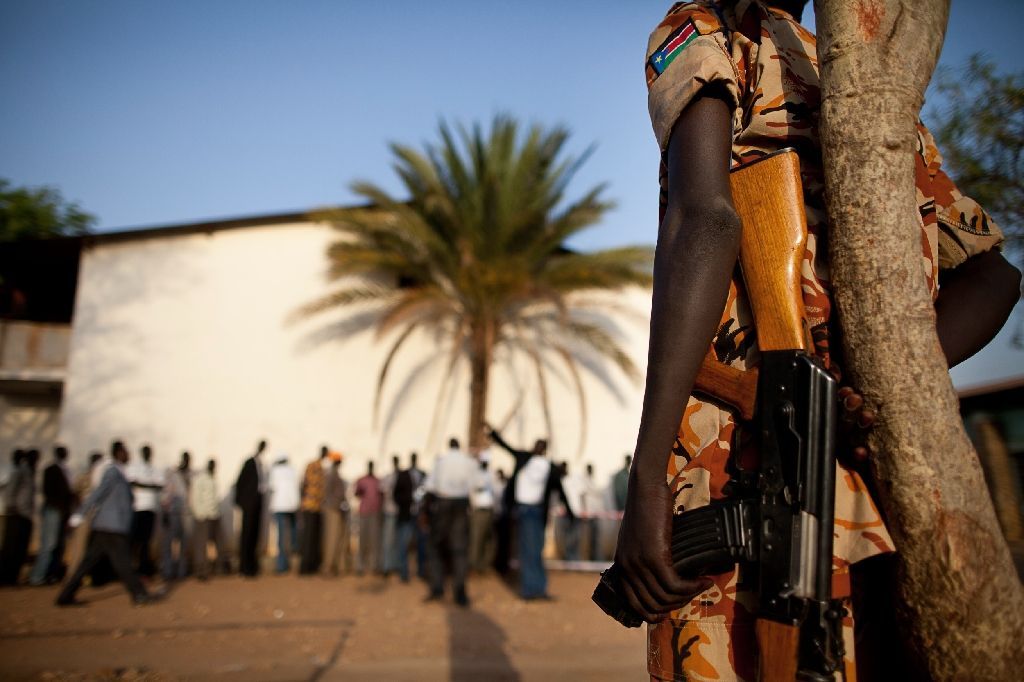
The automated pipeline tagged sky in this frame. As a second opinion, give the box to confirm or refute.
[1,0,1022,387]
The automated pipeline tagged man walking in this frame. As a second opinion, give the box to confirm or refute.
[235,440,266,577]
[423,437,475,606]
[268,454,299,574]
[56,441,155,606]
[30,446,74,585]
[126,444,163,576]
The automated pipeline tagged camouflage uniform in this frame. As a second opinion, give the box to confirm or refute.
[643,2,1004,680]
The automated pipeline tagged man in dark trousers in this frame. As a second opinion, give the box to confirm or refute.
[422,438,475,606]
[56,441,155,606]
[391,458,416,582]
[127,444,163,576]
[298,446,328,574]
[235,440,266,577]
[30,446,74,585]
[408,452,428,578]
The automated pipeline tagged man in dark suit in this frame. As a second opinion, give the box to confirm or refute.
[235,440,266,577]
[30,445,74,585]
[56,441,155,606]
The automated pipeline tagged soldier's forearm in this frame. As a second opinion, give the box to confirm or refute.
[631,94,740,487]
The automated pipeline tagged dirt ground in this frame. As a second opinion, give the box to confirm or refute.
[0,570,647,681]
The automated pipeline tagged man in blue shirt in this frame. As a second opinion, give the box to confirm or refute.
[56,441,156,606]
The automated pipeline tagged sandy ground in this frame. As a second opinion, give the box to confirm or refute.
[0,571,647,682]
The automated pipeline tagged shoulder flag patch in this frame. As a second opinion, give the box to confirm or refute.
[649,19,699,76]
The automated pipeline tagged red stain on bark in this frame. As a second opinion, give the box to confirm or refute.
[856,0,884,41]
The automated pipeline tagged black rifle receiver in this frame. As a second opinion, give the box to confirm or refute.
[592,349,845,676]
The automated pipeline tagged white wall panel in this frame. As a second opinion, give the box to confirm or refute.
[59,221,650,495]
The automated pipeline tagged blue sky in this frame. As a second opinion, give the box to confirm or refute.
[1,0,1022,385]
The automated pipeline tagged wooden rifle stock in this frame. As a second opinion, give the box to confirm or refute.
[756,620,802,682]
[692,150,811,424]
[693,150,810,680]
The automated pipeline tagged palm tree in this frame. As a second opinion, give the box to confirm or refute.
[300,116,653,450]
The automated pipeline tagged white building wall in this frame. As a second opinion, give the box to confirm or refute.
[58,221,651,494]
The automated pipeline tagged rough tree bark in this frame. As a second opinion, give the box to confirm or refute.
[815,1,1024,679]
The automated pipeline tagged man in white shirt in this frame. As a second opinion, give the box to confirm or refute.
[423,437,476,606]
[268,455,299,574]
[189,459,221,580]
[488,427,574,600]
[515,442,554,598]
[126,445,164,576]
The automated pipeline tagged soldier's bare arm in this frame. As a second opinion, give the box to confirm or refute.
[614,88,738,623]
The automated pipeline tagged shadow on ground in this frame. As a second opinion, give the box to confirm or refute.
[449,606,520,681]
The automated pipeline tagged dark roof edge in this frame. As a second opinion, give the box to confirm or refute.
[86,208,335,245]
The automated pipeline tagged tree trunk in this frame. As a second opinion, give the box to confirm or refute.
[467,318,494,449]
[815,1,1024,679]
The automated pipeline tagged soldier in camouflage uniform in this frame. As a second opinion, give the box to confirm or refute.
[614,1,1022,681]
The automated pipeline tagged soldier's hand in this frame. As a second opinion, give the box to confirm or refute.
[613,476,712,623]
[837,386,874,466]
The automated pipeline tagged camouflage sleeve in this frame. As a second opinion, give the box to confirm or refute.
[917,123,1004,269]
[646,3,740,151]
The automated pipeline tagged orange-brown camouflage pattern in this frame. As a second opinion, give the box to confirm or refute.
[644,2,1004,680]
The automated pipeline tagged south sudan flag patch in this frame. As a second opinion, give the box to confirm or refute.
[649,19,699,76]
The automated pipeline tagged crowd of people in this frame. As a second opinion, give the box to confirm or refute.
[0,432,634,608]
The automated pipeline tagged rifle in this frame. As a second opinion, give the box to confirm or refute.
[592,149,845,681]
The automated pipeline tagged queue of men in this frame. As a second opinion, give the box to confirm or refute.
[0,436,633,608]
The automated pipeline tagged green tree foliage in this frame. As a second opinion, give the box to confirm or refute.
[300,116,654,449]
[0,178,94,241]
[931,55,1023,264]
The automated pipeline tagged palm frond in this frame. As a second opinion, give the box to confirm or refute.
[566,319,642,383]
[522,340,554,445]
[290,284,395,323]
[372,320,425,426]
[551,344,588,458]
[303,115,648,450]
[425,328,468,452]
[374,288,457,340]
